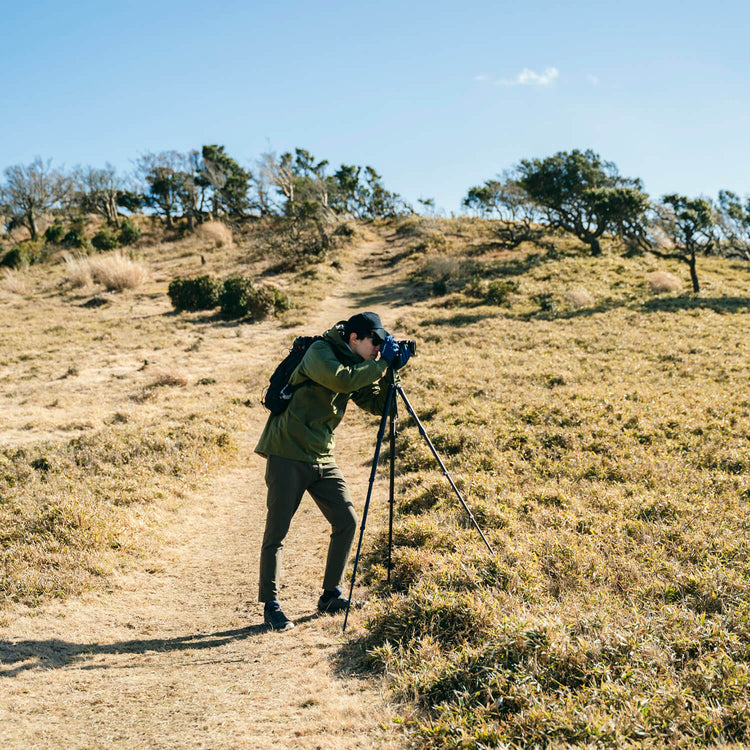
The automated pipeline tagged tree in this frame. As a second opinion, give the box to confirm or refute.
[76,163,127,227]
[330,164,402,219]
[516,149,651,255]
[1,157,71,238]
[135,151,184,229]
[463,171,542,246]
[716,190,750,260]
[651,194,715,293]
[200,145,251,219]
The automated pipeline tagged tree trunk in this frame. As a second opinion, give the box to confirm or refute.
[689,248,700,292]
[589,236,602,256]
[28,211,38,239]
[106,195,120,227]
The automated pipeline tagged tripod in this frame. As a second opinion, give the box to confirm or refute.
[342,370,495,632]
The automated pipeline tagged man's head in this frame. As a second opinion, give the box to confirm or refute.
[344,311,389,361]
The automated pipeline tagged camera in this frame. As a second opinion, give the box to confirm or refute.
[398,339,417,357]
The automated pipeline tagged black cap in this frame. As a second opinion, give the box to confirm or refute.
[345,311,389,340]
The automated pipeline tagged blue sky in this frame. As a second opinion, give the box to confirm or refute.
[2,0,749,214]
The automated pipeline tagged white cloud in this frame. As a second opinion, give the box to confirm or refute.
[505,67,559,86]
[474,67,560,88]
[587,74,600,85]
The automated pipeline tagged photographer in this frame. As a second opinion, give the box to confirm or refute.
[255,311,412,631]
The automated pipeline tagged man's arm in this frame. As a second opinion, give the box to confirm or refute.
[297,341,388,393]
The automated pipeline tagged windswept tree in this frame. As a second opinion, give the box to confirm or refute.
[716,190,750,260]
[261,148,336,251]
[135,151,184,229]
[200,145,251,219]
[463,171,541,246]
[1,157,71,238]
[330,164,402,219]
[516,149,651,255]
[651,194,715,292]
[76,163,128,227]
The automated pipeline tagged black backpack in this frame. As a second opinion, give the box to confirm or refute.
[262,335,325,415]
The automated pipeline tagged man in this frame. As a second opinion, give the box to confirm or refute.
[255,311,411,631]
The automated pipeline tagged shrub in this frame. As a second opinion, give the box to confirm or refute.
[466,277,517,305]
[219,276,275,319]
[118,219,141,246]
[168,275,223,312]
[1,245,32,269]
[91,229,120,251]
[62,230,88,249]
[268,284,294,313]
[44,224,65,244]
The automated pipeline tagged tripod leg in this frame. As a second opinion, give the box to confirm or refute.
[395,384,495,556]
[387,398,397,585]
[343,382,396,633]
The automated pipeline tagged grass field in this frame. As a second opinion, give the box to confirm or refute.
[2,216,750,747]
[349,220,750,747]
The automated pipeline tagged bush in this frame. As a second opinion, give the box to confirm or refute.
[268,285,294,313]
[1,245,30,269]
[62,230,88,249]
[465,277,517,305]
[44,224,65,244]
[1,242,42,269]
[118,219,141,246]
[91,229,120,251]
[168,275,223,312]
[219,276,275,320]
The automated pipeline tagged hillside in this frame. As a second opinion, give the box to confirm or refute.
[2,217,750,748]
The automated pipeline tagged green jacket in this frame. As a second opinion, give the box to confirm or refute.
[255,323,392,463]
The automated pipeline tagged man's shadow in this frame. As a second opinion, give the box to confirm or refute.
[1,616,318,678]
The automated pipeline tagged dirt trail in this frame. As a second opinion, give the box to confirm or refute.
[0,234,410,749]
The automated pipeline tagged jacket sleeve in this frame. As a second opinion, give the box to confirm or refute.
[296,341,388,393]
[350,371,399,416]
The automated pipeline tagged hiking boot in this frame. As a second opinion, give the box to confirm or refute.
[317,587,350,614]
[264,601,295,631]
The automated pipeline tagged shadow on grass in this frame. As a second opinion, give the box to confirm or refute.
[0,616,319,677]
[520,294,750,322]
[346,278,427,309]
[641,296,750,314]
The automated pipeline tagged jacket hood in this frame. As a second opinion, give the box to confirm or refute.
[322,322,360,364]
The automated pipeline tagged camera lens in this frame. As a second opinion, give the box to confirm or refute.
[399,339,416,356]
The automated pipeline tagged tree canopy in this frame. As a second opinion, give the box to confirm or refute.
[516,149,651,255]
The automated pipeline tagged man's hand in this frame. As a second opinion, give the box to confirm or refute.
[395,346,412,370]
[380,335,399,366]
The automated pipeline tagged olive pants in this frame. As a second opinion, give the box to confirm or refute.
[258,455,357,603]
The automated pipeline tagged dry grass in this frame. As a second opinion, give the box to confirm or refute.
[565,286,595,307]
[4,216,750,748]
[344,224,750,748]
[649,269,683,292]
[1,268,32,296]
[88,251,151,290]
[62,251,151,291]
[62,252,93,287]
[0,419,232,606]
[197,220,234,248]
